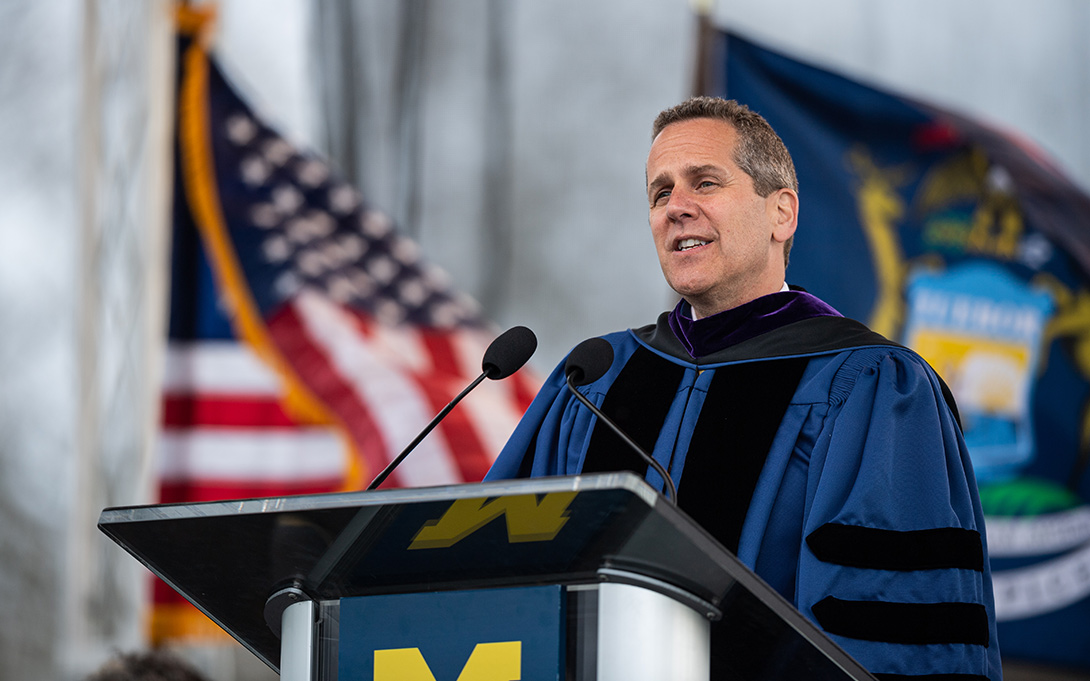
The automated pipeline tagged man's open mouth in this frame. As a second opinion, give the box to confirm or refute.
[677,238,709,251]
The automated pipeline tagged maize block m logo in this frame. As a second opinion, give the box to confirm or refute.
[374,641,520,681]
[409,492,577,550]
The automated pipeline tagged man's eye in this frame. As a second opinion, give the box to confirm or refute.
[698,180,716,189]
[654,189,671,203]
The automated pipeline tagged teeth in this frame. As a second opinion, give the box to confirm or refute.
[678,238,708,251]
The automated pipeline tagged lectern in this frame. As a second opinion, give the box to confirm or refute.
[98,472,876,680]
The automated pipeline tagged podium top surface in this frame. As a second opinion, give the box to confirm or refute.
[99,472,875,680]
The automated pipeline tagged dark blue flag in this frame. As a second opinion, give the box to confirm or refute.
[714,31,1090,671]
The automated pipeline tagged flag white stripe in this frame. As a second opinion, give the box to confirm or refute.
[293,290,462,486]
[371,317,432,373]
[158,429,344,482]
[460,381,525,462]
[450,329,538,463]
[163,341,282,394]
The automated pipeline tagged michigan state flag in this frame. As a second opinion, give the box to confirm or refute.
[711,31,1090,671]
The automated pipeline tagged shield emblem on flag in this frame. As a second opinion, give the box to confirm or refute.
[904,261,1054,482]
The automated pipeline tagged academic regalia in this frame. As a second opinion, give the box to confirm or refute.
[485,289,1002,681]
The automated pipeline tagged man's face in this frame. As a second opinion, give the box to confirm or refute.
[646,118,796,318]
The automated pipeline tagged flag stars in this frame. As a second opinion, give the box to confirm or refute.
[453,292,482,317]
[262,235,292,263]
[326,274,357,304]
[422,263,452,289]
[225,113,258,145]
[297,249,334,277]
[368,254,400,285]
[250,203,281,228]
[428,303,461,328]
[285,212,335,244]
[319,238,359,270]
[308,211,337,237]
[274,271,302,298]
[325,271,375,306]
[271,184,305,215]
[329,185,361,215]
[398,278,430,307]
[334,233,367,261]
[240,155,273,187]
[221,111,488,327]
[262,138,295,167]
[390,235,420,264]
[374,299,406,325]
[349,270,376,297]
[361,210,391,238]
[294,158,329,188]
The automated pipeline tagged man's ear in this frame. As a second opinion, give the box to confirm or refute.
[770,188,798,244]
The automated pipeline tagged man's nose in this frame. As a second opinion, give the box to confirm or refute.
[665,189,696,221]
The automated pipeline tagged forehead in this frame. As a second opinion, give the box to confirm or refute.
[646,118,740,178]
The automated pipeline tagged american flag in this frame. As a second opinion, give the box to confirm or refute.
[156,8,538,642]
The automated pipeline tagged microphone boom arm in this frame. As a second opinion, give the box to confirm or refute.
[366,371,489,490]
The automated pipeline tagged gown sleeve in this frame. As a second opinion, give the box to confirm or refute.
[798,348,1002,680]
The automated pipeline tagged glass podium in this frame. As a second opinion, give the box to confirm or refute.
[98,472,876,681]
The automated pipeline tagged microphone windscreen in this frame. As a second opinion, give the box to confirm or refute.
[482,326,538,379]
[565,337,614,386]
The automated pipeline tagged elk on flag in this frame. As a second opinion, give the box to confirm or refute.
[156,6,537,642]
[707,31,1090,671]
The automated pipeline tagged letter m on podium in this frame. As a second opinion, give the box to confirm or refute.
[374,641,521,681]
[409,492,577,549]
[338,587,562,681]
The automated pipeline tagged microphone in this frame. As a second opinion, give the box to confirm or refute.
[564,338,677,504]
[366,325,538,490]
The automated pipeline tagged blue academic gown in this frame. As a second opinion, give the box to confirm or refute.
[486,300,1002,681]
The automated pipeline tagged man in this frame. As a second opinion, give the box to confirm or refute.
[486,97,1001,680]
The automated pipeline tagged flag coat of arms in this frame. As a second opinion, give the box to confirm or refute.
[710,31,1090,671]
[155,6,537,642]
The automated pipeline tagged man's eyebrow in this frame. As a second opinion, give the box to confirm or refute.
[684,163,725,178]
[647,164,726,196]
[647,172,671,197]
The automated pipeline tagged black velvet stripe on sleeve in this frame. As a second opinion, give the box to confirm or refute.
[812,596,990,647]
[806,523,984,572]
[876,674,989,681]
[579,347,686,478]
[515,431,538,479]
[678,357,809,554]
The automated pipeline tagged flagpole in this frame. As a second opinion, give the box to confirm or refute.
[314,0,363,190]
[480,0,514,316]
[689,0,718,96]
[395,0,428,239]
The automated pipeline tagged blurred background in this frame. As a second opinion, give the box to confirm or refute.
[3,0,1090,679]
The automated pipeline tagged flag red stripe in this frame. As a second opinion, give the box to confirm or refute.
[266,303,394,486]
[417,332,492,482]
[154,579,187,604]
[421,327,462,376]
[161,394,298,428]
[510,369,539,412]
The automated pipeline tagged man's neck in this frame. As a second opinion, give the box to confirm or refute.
[667,286,842,358]
[689,281,789,320]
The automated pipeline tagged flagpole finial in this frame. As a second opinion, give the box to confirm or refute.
[175,1,218,47]
[689,0,716,18]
